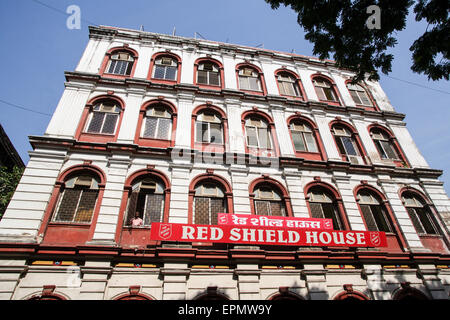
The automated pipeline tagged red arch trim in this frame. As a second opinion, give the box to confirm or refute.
[124,168,171,190]
[87,94,125,109]
[303,180,341,200]
[398,186,432,205]
[99,46,139,79]
[192,104,227,119]
[241,109,274,124]
[58,163,107,185]
[329,119,358,134]
[140,98,177,115]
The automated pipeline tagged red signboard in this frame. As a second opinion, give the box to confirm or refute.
[217,213,333,230]
[150,223,387,248]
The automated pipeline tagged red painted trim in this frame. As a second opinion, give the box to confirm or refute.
[367,123,410,167]
[134,98,177,148]
[303,180,351,230]
[248,176,293,218]
[75,94,126,144]
[353,184,408,252]
[99,46,139,79]
[115,168,171,245]
[311,74,342,106]
[39,164,106,245]
[147,51,182,84]
[191,104,228,152]
[286,114,326,161]
[188,173,234,224]
[334,289,370,300]
[274,68,307,101]
[193,57,225,90]
[344,79,380,111]
[241,109,280,157]
[235,62,267,96]
[329,119,368,164]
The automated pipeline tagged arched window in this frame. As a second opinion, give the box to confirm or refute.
[153,56,178,80]
[237,66,262,92]
[193,182,227,225]
[197,61,221,86]
[347,82,374,107]
[369,126,408,167]
[105,51,135,76]
[195,111,223,145]
[307,186,344,230]
[99,47,138,78]
[53,174,100,224]
[276,71,303,98]
[141,105,172,140]
[402,192,438,235]
[245,116,272,150]
[313,76,340,103]
[357,189,393,233]
[85,100,122,135]
[331,123,365,164]
[290,120,318,153]
[253,185,286,217]
[124,177,165,227]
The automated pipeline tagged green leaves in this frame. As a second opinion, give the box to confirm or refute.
[266,0,448,81]
[0,166,24,219]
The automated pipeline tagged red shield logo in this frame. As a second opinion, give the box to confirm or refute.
[370,232,381,246]
[218,213,229,225]
[159,223,172,240]
[324,220,332,229]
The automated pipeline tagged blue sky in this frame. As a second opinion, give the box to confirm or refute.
[0,0,449,193]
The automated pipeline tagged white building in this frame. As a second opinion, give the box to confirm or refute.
[0,25,449,300]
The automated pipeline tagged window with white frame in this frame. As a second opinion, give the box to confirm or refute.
[125,178,165,227]
[153,56,178,80]
[277,72,301,97]
[141,106,172,140]
[53,175,99,223]
[402,193,438,235]
[332,125,361,162]
[290,121,318,152]
[86,101,121,135]
[347,83,373,107]
[313,77,338,102]
[197,62,221,86]
[195,112,223,144]
[357,190,392,232]
[106,51,134,76]
[194,182,227,225]
[238,67,262,91]
[371,129,400,160]
[253,186,286,217]
[245,117,272,149]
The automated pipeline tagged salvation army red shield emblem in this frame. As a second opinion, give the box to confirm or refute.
[218,213,229,225]
[324,220,332,229]
[369,232,381,246]
[159,223,172,240]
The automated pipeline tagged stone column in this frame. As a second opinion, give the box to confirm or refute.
[235,263,261,300]
[0,149,67,242]
[89,155,130,244]
[270,106,295,157]
[116,87,145,144]
[283,168,309,218]
[161,263,190,300]
[0,259,27,299]
[332,173,366,231]
[417,265,448,299]
[174,92,194,149]
[79,261,111,300]
[302,264,329,300]
[224,98,245,154]
[168,163,192,223]
[363,264,390,300]
[228,166,251,215]
[311,109,342,161]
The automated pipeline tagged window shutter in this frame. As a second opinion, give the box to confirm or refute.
[74,189,98,222]
[125,191,140,225]
[209,123,222,144]
[322,202,342,230]
[309,202,324,219]
[144,194,164,225]
[157,118,171,140]
[292,131,306,151]
[87,112,106,133]
[102,114,118,134]
[143,117,157,138]
[194,197,210,224]
[55,189,82,222]
[360,204,378,231]
[416,207,437,234]
[270,201,285,217]
[255,200,270,216]
[304,132,318,152]
[406,207,425,234]
[210,198,226,225]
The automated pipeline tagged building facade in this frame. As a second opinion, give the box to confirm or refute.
[0,25,449,300]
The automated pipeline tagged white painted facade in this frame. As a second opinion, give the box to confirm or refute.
[0,26,449,300]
